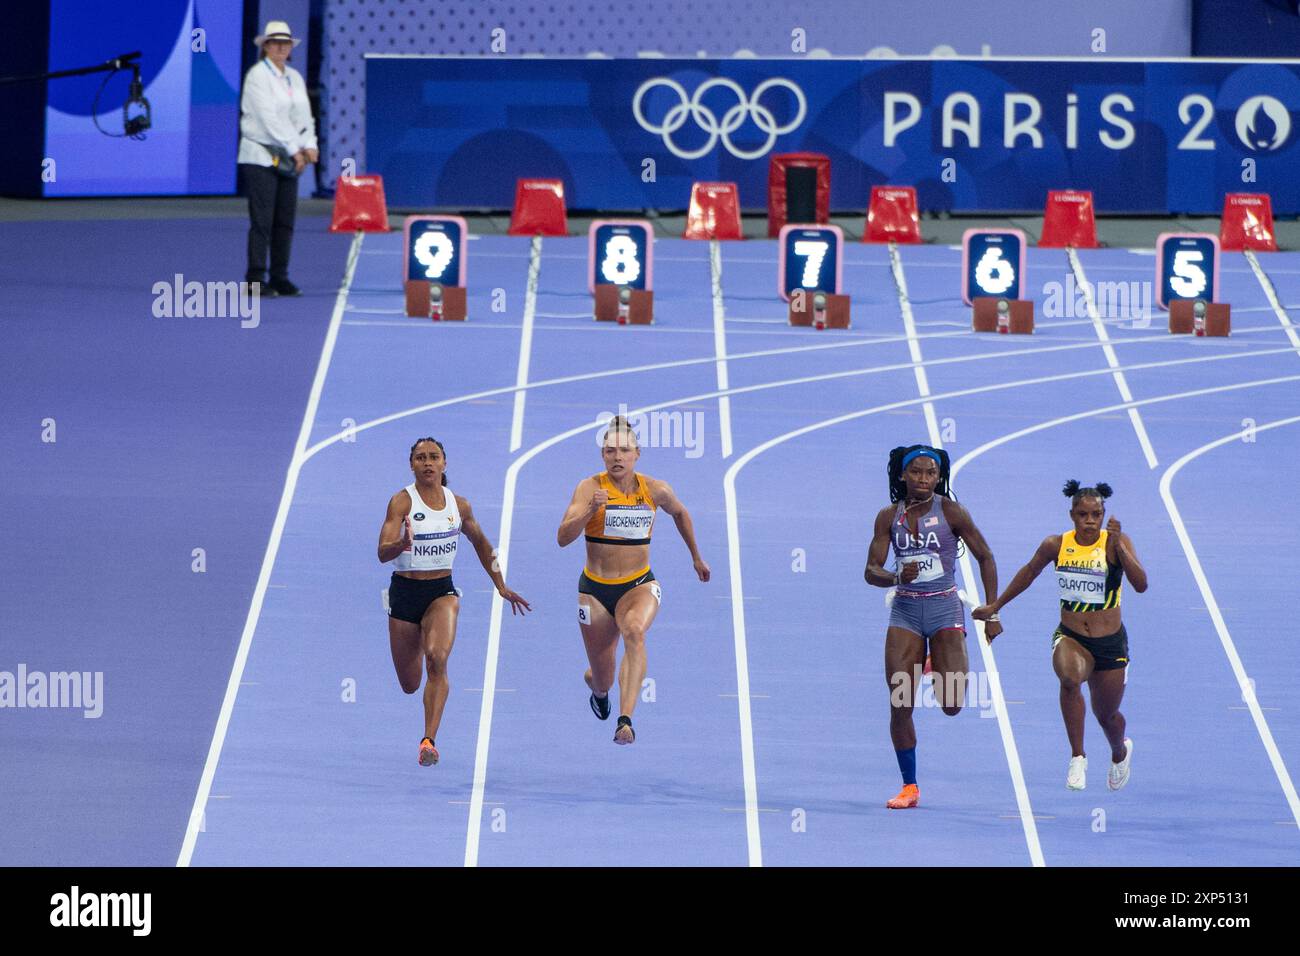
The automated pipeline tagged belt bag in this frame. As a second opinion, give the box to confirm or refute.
[259,142,300,178]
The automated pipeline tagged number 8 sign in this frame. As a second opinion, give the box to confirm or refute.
[588,220,653,292]
[1156,233,1219,309]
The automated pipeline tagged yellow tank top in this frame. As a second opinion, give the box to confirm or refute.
[1055,530,1122,612]
[584,472,656,545]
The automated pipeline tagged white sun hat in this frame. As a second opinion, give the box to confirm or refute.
[254,20,301,47]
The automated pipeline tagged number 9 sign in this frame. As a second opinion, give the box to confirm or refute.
[1156,233,1219,309]
[404,216,468,286]
[588,220,653,292]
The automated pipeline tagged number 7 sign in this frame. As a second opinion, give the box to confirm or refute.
[778,224,843,301]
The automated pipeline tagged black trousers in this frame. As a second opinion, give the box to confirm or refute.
[240,163,299,284]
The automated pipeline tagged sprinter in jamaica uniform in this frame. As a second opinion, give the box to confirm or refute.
[974,480,1148,792]
[557,416,710,745]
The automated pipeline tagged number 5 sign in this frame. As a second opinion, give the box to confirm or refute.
[588,220,653,292]
[1156,233,1219,309]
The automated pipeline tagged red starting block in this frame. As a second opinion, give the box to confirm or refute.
[594,284,654,324]
[864,186,921,244]
[508,178,568,236]
[788,289,850,329]
[1219,193,1276,252]
[1039,190,1098,248]
[1169,300,1230,336]
[684,182,742,240]
[329,175,390,232]
[405,281,467,321]
[972,296,1034,334]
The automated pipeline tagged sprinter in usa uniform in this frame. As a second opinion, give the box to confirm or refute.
[974,480,1148,792]
[557,416,710,745]
[865,445,1002,810]
[378,437,531,767]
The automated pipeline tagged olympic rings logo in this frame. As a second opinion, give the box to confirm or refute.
[632,77,807,160]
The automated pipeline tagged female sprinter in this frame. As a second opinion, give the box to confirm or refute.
[973,481,1147,791]
[377,437,531,766]
[557,416,710,745]
[864,445,1002,809]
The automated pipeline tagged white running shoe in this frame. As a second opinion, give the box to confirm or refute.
[1108,738,1133,791]
[1067,755,1087,790]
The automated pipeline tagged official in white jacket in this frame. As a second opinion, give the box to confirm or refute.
[238,20,317,297]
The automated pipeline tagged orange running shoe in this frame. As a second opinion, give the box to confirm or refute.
[418,737,439,766]
[886,783,920,809]
[923,655,933,676]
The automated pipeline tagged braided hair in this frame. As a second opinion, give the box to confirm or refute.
[409,437,448,486]
[887,445,953,504]
[1063,479,1112,507]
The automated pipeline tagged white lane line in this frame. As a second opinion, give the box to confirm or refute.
[1244,249,1300,352]
[887,241,1043,867]
[468,351,1300,865]
[509,236,542,451]
[950,378,1300,479]
[722,466,762,866]
[1159,416,1300,829]
[304,325,1300,467]
[176,231,365,867]
[1067,248,1160,468]
[711,241,735,458]
[889,241,943,441]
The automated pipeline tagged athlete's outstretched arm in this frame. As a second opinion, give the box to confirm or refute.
[650,479,710,582]
[864,506,897,588]
[557,477,602,547]
[377,491,412,564]
[947,501,1003,640]
[459,495,531,615]
[1106,517,1148,593]
[973,535,1059,620]
[946,500,1000,597]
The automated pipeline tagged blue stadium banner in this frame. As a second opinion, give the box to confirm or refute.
[367,56,1300,214]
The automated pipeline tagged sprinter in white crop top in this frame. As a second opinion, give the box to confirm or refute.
[377,437,531,767]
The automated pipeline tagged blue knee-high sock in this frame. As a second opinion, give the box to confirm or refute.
[895,747,917,786]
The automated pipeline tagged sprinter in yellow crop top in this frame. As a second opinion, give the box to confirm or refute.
[557,415,710,745]
[974,480,1148,793]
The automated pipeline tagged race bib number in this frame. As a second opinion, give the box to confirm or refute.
[902,554,943,584]
[603,505,654,540]
[1057,566,1106,602]
[649,581,662,605]
[578,603,592,626]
